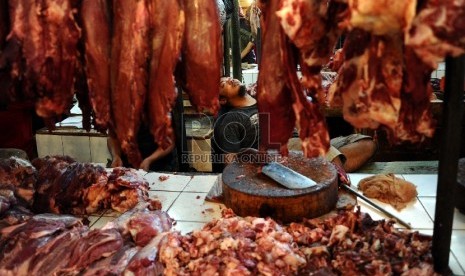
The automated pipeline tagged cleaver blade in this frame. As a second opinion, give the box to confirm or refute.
[261,162,317,189]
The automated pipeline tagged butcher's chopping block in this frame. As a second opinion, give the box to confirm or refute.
[222,151,338,223]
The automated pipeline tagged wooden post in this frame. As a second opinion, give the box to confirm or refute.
[223,20,231,77]
[173,87,190,172]
[230,0,242,81]
[433,55,465,273]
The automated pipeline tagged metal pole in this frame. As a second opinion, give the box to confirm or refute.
[433,55,465,273]
[223,19,231,77]
[230,0,242,81]
[173,86,189,172]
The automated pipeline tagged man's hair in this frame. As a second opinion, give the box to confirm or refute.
[238,85,247,97]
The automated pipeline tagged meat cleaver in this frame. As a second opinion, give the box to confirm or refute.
[261,162,317,189]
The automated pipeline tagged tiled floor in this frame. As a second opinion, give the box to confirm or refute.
[88,172,465,275]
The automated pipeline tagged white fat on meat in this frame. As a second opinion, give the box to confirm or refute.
[328,224,350,246]
[405,0,465,69]
[344,0,417,35]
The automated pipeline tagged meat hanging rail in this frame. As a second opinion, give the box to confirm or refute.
[433,55,465,273]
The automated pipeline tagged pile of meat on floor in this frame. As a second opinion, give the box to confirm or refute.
[0,207,436,275]
[0,155,160,228]
[0,207,173,275]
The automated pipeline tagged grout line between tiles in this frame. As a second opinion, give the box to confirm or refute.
[451,251,465,276]
[180,177,195,192]
[417,197,435,223]
[165,191,185,213]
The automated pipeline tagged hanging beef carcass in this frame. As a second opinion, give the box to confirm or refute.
[406,0,465,69]
[256,0,296,155]
[393,47,436,143]
[0,0,9,66]
[277,0,347,103]
[179,0,221,115]
[0,0,11,105]
[327,30,404,131]
[111,0,151,167]
[5,0,81,127]
[340,0,417,35]
[326,0,439,144]
[74,40,92,131]
[284,44,330,157]
[146,0,185,149]
[257,0,331,157]
[80,0,112,131]
[0,0,8,51]
[276,0,350,156]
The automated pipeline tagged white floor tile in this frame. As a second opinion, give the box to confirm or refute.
[145,172,192,191]
[451,230,465,275]
[173,221,206,235]
[450,251,465,276]
[90,216,115,230]
[148,191,181,212]
[87,215,101,227]
[401,174,438,197]
[419,197,465,230]
[183,174,220,192]
[101,209,123,218]
[357,197,433,229]
[168,192,226,222]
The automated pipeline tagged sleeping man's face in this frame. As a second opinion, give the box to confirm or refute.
[219,77,243,105]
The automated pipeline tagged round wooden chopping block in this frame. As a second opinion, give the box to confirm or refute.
[222,151,338,223]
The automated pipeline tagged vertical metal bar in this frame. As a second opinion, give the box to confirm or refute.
[256,27,262,69]
[223,19,231,77]
[230,0,242,80]
[173,87,189,172]
[433,55,465,273]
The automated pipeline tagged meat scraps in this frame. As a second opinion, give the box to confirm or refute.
[157,208,436,275]
[358,173,418,210]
